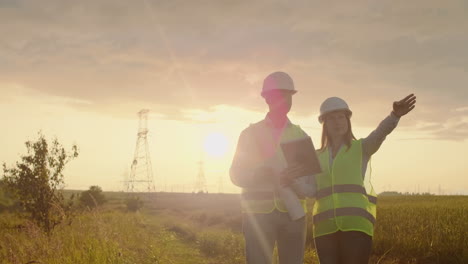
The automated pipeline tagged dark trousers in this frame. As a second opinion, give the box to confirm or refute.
[243,210,307,264]
[314,231,372,264]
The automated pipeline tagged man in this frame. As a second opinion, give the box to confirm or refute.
[230,71,316,264]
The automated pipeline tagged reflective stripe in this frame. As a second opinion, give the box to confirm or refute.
[367,195,377,204]
[316,184,377,204]
[313,207,376,224]
[241,192,274,200]
[316,184,366,198]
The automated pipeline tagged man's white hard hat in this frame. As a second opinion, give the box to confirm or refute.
[318,97,352,123]
[261,72,297,98]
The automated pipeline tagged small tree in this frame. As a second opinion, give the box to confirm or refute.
[79,185,106,209]
[125,195,143,212]
[3,132,79,234]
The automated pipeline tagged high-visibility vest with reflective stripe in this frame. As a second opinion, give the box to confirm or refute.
[241,121,308,214]
[312,139,377,237]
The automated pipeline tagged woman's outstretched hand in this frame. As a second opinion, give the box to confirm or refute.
[393,94,416,117]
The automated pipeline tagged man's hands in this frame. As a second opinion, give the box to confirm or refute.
[253,163,307,187]
[280,163,307,187]
[393,94,416,117]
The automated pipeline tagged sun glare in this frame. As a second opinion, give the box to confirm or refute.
[203,132,229,158]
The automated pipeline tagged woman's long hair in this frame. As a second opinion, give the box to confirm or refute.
[318,113,356,152]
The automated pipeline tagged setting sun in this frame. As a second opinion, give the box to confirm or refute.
[203,132,229,158]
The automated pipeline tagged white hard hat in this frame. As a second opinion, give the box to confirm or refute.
[261,71,297,98]
[318,97,352,123]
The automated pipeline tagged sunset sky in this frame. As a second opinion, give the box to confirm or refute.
[1,0,467,194]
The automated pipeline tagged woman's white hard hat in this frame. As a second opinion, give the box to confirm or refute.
[261,71,297,98]
[318,97,352,123]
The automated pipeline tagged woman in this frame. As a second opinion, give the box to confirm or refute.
[313,94,416,264]
[283,94,416,264]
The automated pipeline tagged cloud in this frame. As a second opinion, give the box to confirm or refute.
[427,115,468,141]
[455,106,468,112]
[1,0,467,139]
[404,110,468,141]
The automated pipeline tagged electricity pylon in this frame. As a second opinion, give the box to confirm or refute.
[193,158,207,193]
[126,109,155,192]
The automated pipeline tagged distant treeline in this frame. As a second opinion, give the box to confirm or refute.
[379,191,435,196]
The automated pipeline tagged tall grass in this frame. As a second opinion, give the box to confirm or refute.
[1,194,467,263]
[0,210,201,264]
[373,196,468,264]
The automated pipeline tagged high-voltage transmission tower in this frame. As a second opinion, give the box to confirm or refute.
[126,109,156,193]
[193,159,208,193]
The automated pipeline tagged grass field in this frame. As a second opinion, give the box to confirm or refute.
[1,193,467,264]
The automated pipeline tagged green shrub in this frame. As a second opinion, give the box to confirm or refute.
[79,186,107,209]
[125,196,143,212]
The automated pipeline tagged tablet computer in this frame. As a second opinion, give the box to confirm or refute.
[280,136,322,176]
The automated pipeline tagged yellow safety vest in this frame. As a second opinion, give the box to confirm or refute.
[312,139,377,237]
[240,120,308,214]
